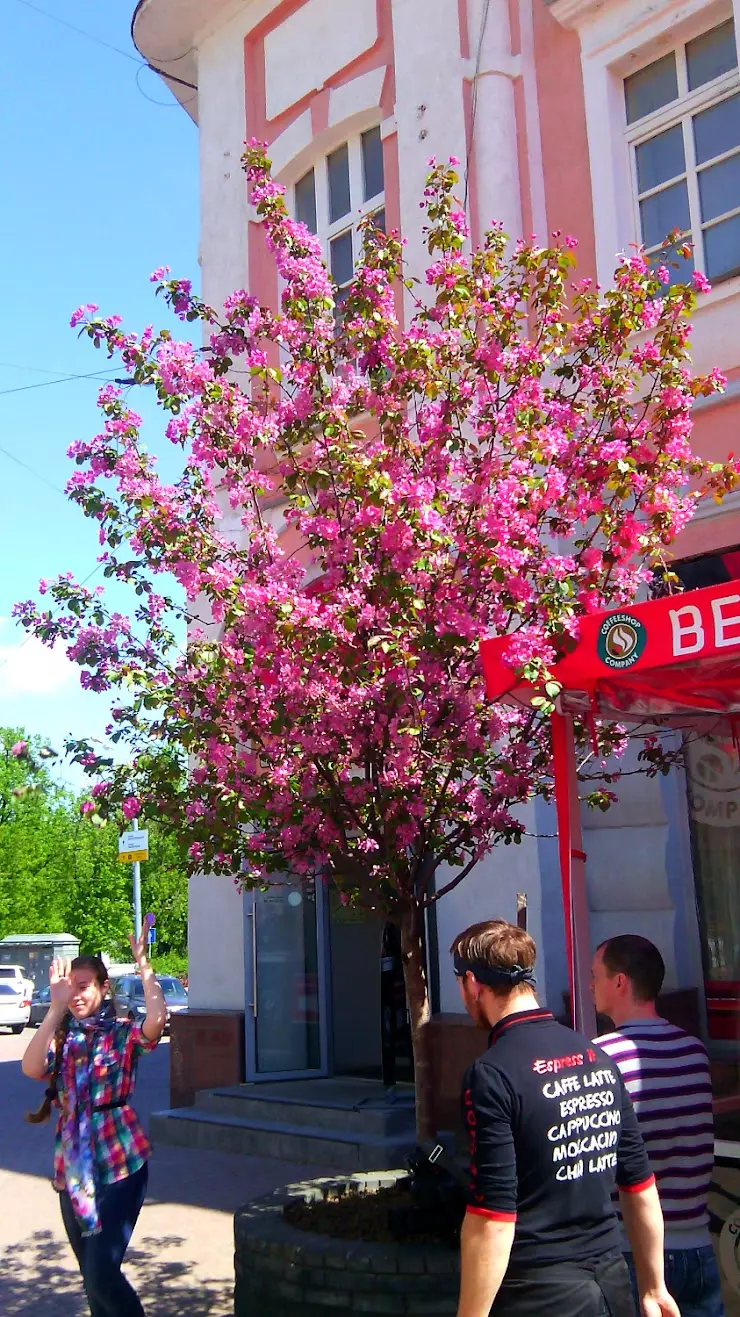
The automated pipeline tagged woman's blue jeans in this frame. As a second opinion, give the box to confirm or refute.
[60,1162,148,1317]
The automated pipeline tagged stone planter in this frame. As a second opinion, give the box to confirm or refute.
[234,1171,460,1316]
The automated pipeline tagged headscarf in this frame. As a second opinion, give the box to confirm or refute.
[59,1000,117,1236]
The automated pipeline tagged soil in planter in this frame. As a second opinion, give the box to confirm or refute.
[284,1181,457,1246]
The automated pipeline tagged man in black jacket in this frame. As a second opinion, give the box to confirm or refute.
[451,920,679,1317]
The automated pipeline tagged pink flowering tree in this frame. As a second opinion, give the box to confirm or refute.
[15,147,737,1137]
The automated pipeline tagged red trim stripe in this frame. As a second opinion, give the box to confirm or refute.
[490,1010,553,1043]
[466,1206,518,1222]
[620,1174,656,1195]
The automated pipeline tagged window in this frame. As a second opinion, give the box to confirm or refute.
[293,128,385,313]
[674,546,740,1143]
[625,18,740,284]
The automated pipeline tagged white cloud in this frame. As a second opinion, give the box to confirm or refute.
[0,634,77,699]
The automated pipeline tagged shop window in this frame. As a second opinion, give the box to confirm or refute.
[293,128,385,313]
[625,18,740,284]
[686,730,740,1141]
[676,546,740,1145]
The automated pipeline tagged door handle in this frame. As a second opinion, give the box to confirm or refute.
[246,905,258,1018]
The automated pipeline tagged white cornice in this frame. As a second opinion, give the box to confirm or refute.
[544,0,607,31]
[132,0,279,121]
[548,0,730,56]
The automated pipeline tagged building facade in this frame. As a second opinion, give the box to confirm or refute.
[133,0,740,1137]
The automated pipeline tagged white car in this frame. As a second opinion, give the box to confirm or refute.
[0,982,31,1034]
[0,965,34,998]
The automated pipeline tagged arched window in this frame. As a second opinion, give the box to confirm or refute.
[293,127,385,311]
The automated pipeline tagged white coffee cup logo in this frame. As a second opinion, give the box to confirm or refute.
[720,1209,740,1294]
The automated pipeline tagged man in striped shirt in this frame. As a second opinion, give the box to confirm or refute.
[592,934,724,1317]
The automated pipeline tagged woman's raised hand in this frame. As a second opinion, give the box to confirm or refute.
[49,957,74,1009]
[128,915,153,970]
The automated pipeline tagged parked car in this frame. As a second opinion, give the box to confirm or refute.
[29,984,52,1028]
[113,975,188,1031]
[0,982,31,1033]
[0,964,34,998]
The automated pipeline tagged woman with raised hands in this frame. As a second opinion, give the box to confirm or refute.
[22,916,166,1317]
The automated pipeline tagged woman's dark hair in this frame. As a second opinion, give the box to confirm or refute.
[71,955,109,987]
[26,955,109,1125]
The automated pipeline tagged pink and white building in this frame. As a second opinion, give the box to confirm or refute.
[134,0,740,1155]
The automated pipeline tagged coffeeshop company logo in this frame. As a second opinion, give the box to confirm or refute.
[597,612,647,670]
[720,1208,740,1294]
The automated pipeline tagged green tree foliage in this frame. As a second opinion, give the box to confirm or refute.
[0,728,188,961]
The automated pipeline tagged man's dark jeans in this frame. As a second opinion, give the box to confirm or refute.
[626,1246,725,1317]
[60,1162,148,1317]
[493,1251,636,1315]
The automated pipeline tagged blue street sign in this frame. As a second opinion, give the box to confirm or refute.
[147,927,157,946]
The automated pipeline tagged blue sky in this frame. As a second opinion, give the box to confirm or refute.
[0,0,199,792]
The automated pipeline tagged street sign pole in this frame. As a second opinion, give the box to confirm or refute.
[118,825,149,944]
[132,818,142,943]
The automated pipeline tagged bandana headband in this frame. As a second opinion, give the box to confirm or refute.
[453,954,537,989]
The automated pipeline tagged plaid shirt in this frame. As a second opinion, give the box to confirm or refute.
[47,1017,158,1190]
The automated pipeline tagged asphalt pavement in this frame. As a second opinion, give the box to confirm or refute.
[0,1027,325,1316]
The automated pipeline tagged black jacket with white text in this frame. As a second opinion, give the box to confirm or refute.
[462,1008,654,1266]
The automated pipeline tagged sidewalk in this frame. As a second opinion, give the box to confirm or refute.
[0,1032,335,1316]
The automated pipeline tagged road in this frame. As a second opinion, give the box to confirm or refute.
[0,1027,322,1316]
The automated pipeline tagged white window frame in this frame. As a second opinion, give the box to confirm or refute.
[293,130,385,300]
[624,24,740,282]
[557,0,740,297]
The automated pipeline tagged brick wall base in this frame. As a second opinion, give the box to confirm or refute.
[169,1009,245,1107]
[234,1174,459,1316]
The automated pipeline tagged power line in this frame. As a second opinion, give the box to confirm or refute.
[9,0,198,92]
[0,443,67,496]
[135,64,197,108]
[464,0,493,212]
[0,368,133,494]
[0,368,121,399]
[0,360,116,379]
[9,0,142,63]
[0,561,104,678]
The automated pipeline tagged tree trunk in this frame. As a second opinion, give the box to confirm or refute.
[400,897,435,1143]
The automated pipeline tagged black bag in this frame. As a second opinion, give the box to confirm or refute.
[388,1142,467,1248]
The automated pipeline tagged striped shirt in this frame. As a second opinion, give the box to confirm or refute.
[597,1017,714,1250]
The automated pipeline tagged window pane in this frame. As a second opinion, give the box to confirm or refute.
[294,169,317,234]
[687,19,738,91]
[649,238,695,286]
[371,208,386,233]
[699,152,740,221]
[639,179,690,247]
[362,126,384,201]
[635,125,686,193]
[328,143,351,223]
[333,284,351,330]
[625,53,678,124]
[694,93,740,164]
[704,211,740,280]
[330,229,353,287]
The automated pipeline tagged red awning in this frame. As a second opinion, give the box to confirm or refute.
[479,580,740,1039]
[481,579,740,722]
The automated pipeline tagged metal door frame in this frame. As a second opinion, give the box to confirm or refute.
[243,880,332,1082]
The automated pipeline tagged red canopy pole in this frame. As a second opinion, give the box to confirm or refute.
[552,710,597,1038]
[552,711,575,1012]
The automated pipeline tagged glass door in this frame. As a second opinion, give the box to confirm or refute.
[243,877,330,1080]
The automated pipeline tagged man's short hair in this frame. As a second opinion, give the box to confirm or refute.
[599,934,665,1003]
[450,920,536,995]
